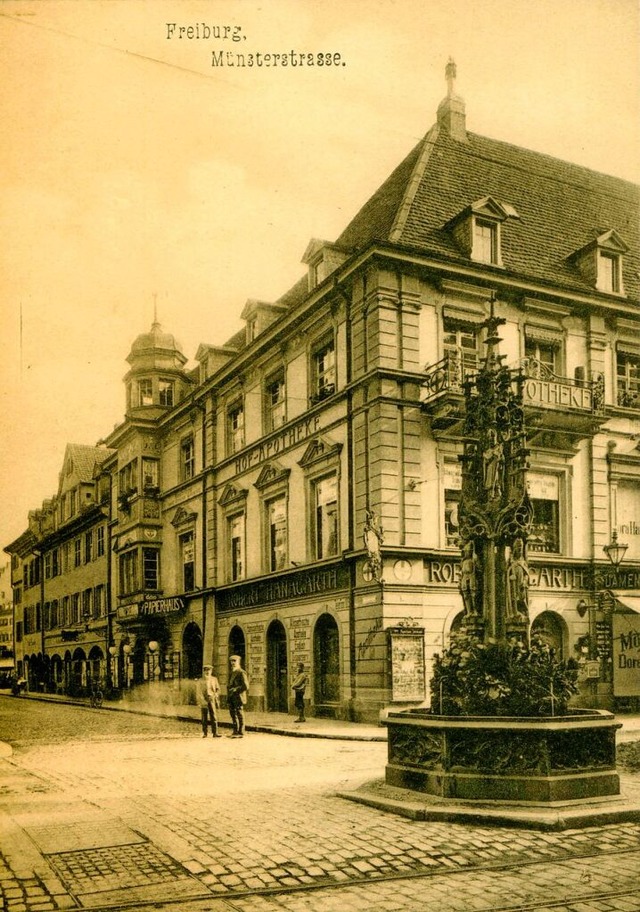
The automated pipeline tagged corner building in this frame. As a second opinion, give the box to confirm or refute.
[6,67,640,717]
[206,72,639,719]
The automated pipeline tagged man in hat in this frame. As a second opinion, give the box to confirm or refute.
[197,665,221,738]
[227,654,249,738]
[291,662,308,722]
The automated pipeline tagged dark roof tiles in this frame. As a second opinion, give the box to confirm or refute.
[335,125,639,299]
[65,444,114,482]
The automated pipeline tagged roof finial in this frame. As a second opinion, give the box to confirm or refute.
[437,58,467,142]
[445,57,457,97]
[152,292,160,329]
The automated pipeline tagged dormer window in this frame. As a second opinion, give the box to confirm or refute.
[598,250,622,294]
[445,197,518,269]
[473,219,499,265]
[302,238,348,291]
[241,299,287,343]
[573,229,627,296]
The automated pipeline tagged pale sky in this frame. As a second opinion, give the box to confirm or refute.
[1,0,639,554]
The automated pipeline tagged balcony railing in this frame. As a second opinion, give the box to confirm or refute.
[617,383,640,409]
[518,358,605,417]
[422,353,605,417]
[422,351,478,402]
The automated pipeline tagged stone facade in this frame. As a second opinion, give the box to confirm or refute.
[5,69,640,718]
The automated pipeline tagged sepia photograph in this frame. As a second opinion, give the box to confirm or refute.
[1,1,640,910]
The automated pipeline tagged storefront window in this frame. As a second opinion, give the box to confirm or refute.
[444,490,460,547]
[180,532,195,591]
[268,497,287,571]
[315,475,338,559]
[143,548,160,591]
[527,473,560,553]
[119,551,138,596]
[229,514,245,581]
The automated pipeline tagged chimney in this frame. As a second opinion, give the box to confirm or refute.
[436,58,467,142]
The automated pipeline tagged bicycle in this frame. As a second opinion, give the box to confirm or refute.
[89,682,103,708]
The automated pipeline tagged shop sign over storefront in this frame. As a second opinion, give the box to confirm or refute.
[217,562,349,611]
[116,596,185,622]
[424,558,640,592]
[613,614,640,697]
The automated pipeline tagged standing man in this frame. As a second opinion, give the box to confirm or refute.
[291,662,308,722]
[227,654,249,738]
[197,665,222,738]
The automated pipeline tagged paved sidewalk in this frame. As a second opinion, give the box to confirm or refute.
[1,698,640,912]
[4,690,387,741]
[6,690,640,743]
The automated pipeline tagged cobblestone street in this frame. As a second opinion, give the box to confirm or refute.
[1,696,640,911]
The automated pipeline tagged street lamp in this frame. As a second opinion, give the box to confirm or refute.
[108,645,117,689]
[122,642,132,689]
[603,529,628,571]
[148,640,159,683]
[576,529,629,688]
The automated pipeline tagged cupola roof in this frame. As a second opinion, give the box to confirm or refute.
[127,320,186,364]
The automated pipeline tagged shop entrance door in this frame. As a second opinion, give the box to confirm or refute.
[267,620,288,712]
[314,613,340,715]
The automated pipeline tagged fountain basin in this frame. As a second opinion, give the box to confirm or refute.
[384,709,621,803]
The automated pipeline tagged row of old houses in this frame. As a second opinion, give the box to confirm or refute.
[5,67,640,718]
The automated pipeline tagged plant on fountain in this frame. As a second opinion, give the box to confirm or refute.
[431,632,579,717]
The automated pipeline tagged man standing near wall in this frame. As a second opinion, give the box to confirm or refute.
[197,665,222,738]
[227,655,249,738]
[291,662,308,722]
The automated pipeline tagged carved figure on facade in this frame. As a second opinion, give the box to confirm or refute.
[592,373,605,415]
[505,537,530,621]
[363,509,384,583]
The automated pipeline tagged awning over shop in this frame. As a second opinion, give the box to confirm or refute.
[612,592,640,613]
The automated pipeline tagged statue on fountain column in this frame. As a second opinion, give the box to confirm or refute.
[483,429,504,500]
[505,537,530,621]
[459,541,481,619]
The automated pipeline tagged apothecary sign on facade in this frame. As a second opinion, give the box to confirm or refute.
[388,627,426,702]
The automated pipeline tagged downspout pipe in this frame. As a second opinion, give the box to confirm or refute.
[334,276,357,719]
[38,547,45,689]
[201,399,208,658]
[105,475,114,690]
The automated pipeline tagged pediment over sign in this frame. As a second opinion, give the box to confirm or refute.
[297,437,343,469]
[254,462,290,491]
[171,506,198,528]
[218,483,248,507]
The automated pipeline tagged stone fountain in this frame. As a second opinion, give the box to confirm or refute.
[356,304,640,827]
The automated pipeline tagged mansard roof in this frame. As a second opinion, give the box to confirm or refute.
[335,125,639,299]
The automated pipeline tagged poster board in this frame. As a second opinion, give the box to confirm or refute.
[612,614,640,697]
[388,627,426,702]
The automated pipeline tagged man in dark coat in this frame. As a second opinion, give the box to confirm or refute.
[227,654,249,738]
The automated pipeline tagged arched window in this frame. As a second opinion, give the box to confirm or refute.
[531,611,566,660]
[182,623,203,679]
[229,626,246,667]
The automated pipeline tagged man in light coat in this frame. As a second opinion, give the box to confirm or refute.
[197,665,221,738]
